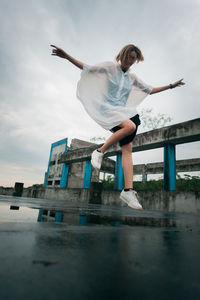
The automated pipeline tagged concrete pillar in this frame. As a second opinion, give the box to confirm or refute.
[163,143,176,191]
[142,166,147,183]
[89,182,102,204]
[83,160,92,189]
[13,182,24,197]
[114,153,124,190]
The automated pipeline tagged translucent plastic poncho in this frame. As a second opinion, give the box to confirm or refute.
[76,61,153,130]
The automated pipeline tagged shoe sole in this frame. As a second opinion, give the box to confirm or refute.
[120,195,143,210]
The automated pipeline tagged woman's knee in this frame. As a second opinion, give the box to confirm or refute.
[123,121,136,135]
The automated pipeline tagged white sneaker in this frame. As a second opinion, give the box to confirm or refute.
[120,190,143,210]
[91,150,103,170]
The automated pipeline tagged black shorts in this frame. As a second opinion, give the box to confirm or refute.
[110,114,141,147]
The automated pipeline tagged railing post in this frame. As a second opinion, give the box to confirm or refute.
[163,143,176,191]
[83,160,92,189]
[114,153,124,190]
[142,166,147,183]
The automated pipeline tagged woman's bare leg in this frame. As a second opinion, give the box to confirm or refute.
[98,120,136,153]
[121,143,133,189]
[119,143,142,210]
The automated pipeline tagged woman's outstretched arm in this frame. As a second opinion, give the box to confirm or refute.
[51,45,84,70]
[150,79,185,94]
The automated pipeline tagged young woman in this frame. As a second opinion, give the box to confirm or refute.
[51,44,185,210]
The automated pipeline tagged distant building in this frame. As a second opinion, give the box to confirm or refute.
[44,138,99,189]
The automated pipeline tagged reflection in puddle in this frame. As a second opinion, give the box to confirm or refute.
[0,203,38,223]
[35,208,182,227]
[38,209,65,223]
[0,202,123,226]
[37,208,121,226]
[0,198,200,300]
[0,203,123,226]
[10,205,20,210]
[0,199,200,228]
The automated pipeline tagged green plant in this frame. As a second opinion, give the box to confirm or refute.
[140,108,172,130]
[101,175,200,191]
[100,175,115,190]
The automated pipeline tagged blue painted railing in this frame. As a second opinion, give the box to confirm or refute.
[83,160,92,189]
[47,118,199,192]
[46,141,177,192]
[164,143,176,191]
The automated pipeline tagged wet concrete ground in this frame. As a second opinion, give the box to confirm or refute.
[0,195,200,300]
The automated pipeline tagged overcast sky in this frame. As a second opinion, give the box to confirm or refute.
[1,0,200,187]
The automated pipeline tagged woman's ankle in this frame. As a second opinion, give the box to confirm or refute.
[97,148,104,154]
[97,147,106,154]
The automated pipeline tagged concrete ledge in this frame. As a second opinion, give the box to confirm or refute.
[20,187,200,214]
[59,118,200,163]
[102,190,200,214]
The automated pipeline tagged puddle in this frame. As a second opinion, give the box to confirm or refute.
[0,195,200,229]
[0,195,200,299]
[0,202,39,223]
[0,202,130,226]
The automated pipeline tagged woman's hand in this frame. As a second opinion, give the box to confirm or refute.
[50,44,84,69]
[171,79,185,88]
[150,78,185,94]
[51,45,68,59]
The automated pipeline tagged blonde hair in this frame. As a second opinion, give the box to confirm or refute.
[116,44,144,64]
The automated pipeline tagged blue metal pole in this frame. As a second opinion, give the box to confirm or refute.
[60,139,69,188]
[83,160,92,189]
[114,153,124,190]
[163,143,176,191]
[60,164,69,188]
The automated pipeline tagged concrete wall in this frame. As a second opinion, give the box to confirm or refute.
[139,190,200,214]
[67,139,99,188]
[101,190,200,214]
[0,187,14,196]
[1,184,199,214]
[20,186,200,214]
[22,186,45,199]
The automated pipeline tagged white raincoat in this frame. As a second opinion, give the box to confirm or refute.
[77,61,153,130]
